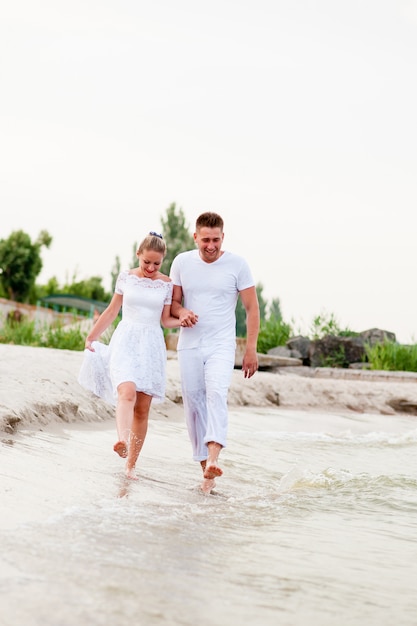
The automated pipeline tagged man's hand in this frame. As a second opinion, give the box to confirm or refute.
[179,309,199,327]
[242,347,258,378]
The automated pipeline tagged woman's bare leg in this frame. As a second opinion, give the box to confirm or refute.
[114,382,137,458]
[125,392,152,479]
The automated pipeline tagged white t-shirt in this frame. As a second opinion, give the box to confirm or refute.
[170,249,255,350]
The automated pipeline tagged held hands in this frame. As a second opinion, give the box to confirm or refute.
[179,309,199,328]
[242,348,258,379]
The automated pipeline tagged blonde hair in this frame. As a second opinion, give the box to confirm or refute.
[137,232,166,257]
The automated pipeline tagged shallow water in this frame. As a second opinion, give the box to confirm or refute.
[1,408,417,626]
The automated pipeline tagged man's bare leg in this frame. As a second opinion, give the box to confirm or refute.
[125,392,151,479]
[203,442,223,479]
[200,460,216,493]
[200,442,223,493]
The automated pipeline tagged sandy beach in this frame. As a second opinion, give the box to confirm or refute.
[1,343,417,438]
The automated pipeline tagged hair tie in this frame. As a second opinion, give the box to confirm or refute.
[149,231,163,239]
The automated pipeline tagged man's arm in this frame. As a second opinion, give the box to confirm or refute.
[239,286,260,378]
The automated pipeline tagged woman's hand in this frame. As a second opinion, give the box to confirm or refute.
[85,339,95,352]
[179,310,199,327]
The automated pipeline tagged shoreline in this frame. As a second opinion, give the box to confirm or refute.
[1,343,417,438]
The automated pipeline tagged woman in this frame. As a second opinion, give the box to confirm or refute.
[78,232,181,479]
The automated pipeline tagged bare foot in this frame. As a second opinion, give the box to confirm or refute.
[201,478,216,494]
[203,463,223,480]
[125,466,138,480]
[113,441,128,458]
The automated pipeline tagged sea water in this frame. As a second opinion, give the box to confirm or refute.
[1,407,417,626]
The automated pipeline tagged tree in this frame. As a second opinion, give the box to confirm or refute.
[63,276,110,302]
[33,272,112,306]
[268,297,283,322]
[160,202,195,275]
[110,255,122,293]
[31,276,61,302]
[0,229,52,302]
[130,242,138,270]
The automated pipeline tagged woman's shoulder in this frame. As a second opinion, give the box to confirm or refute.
[157,273,172,284]
[119,269,131,278]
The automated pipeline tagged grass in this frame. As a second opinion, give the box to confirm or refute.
[365,341,417,372]
[2,312,417,373]
[0,315,88,351]
[256,318,292,354]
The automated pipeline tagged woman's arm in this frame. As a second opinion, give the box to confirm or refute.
[85,293,123,350]
[170,285,198,327]
[160,303,182,329]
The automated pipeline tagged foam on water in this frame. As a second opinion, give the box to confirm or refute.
[260,428,417,445]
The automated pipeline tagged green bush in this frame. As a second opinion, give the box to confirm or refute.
[257,318,292,354]
[0,315,86,350]
[365,341,417,372]
[0,313,116,350]
[40,324,86,351]
[0,317,41,346]
[317,345,349,369]
[309,311,358,340]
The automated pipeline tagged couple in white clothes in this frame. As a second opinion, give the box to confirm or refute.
[78,212,260,493]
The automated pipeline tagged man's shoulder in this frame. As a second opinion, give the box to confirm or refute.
[170,250,197,279]
[222,251,249,266]
[174,249,197,262]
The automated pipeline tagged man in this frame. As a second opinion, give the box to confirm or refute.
[170,212,260,493]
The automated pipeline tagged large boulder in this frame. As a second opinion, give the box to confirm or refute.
[307,328,397,368]
[359,328,396,346]
[308,335,366,368]
[286,335,311,364]
[267,345,303,360]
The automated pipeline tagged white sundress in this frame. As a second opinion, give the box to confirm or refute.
[78,271,173,406]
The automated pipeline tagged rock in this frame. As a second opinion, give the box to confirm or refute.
[268,346,292,357]
[235,337,302,369]
[309,335,366,368]
[266,391,280,405]
[360,328,396,346]
[238,326,399,371]
[268,345,303,360]
[387,398,417,415]
[258,354,303,369]
[286,336,311,362]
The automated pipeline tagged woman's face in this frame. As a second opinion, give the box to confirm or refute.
[138,249,164,278]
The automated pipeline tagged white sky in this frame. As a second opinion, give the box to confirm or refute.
[1,0,416,343]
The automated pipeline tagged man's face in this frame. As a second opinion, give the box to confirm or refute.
[194,226,224,263]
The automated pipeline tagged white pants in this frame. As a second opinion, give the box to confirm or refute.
[178,345,235,462]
